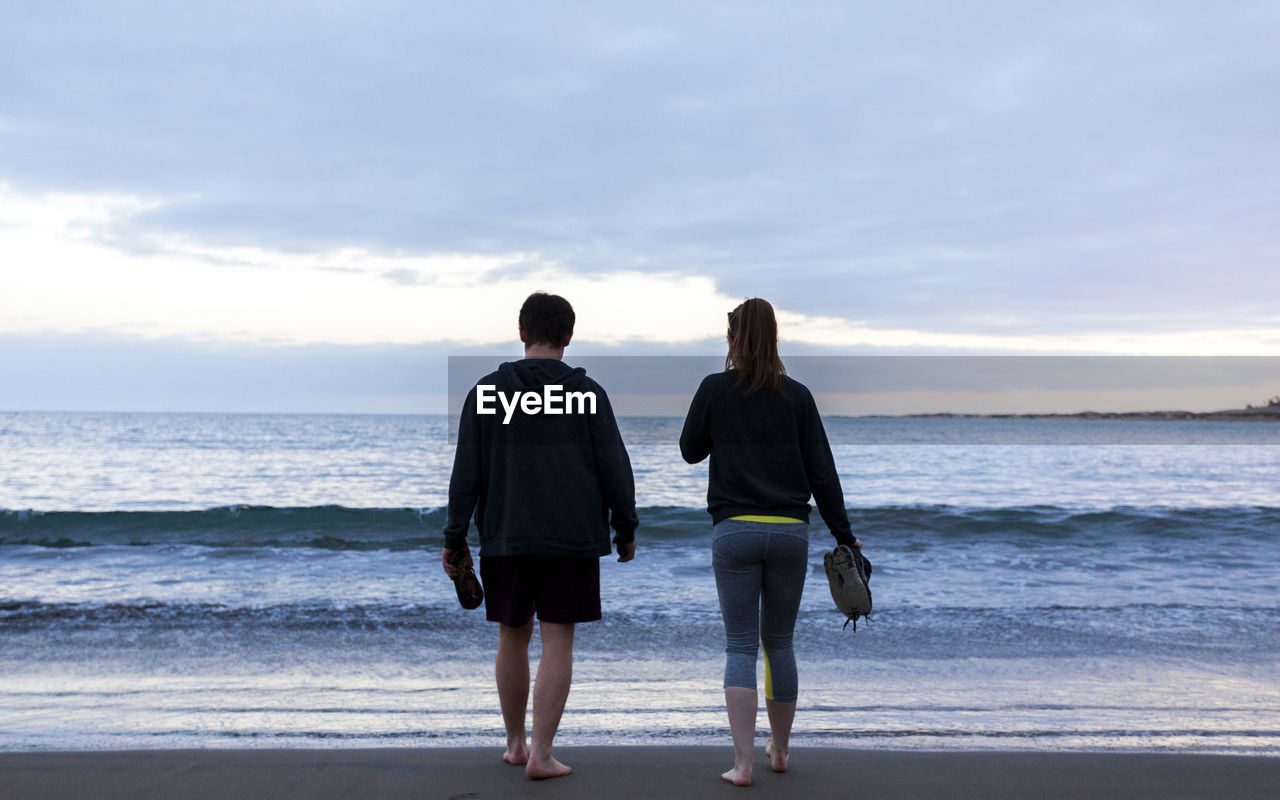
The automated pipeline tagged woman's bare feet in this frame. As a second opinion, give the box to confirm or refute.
[765,738,789,772]
[720,762,752,786]
[502,742,529,765]
[526,755,572,780]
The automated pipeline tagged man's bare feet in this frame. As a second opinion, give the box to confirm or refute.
[765,738,789,773]
[503,742,529,765]
[526,755,572,780]
[720,763,752,786]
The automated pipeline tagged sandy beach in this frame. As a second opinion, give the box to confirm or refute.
[2,747,1278,799]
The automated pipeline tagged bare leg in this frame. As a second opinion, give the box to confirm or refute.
[496,620,533,765]
[764,699,795,772]
[721,686,756,786]
[526,620,574,779]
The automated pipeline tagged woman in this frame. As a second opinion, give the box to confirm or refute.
[680,298,862,786]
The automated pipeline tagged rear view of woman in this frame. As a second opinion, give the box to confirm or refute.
[680,298,862,786]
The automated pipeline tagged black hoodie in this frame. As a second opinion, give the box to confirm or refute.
[443,358,638,557]
[680,371,855,549]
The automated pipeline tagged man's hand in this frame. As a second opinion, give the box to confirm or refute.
[442,546,467,579]
[853,537,864,551]
[612,533,636,563]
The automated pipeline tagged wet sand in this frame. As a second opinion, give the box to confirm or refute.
[2,747,1278,799]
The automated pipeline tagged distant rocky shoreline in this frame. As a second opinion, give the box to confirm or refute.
[850,406,1280,421]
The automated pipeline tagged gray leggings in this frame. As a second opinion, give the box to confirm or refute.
[711,518,809,703]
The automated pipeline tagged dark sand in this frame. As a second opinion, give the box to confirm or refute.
[2,747,1280,798]
[2,748,1278,799]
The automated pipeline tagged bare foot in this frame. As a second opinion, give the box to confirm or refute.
[526,755,572,780]
[503,742,529,765]
[720,764,752,786]
[765,738,788,773]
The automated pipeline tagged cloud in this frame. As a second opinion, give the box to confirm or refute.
[4,184,1280,356]
[2,1,1279,341]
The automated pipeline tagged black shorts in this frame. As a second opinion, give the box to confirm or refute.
[479,555,602,626]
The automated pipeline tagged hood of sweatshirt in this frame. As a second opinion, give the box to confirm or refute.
[496,358,589,392]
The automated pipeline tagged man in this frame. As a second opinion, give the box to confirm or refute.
[441,292,638,780]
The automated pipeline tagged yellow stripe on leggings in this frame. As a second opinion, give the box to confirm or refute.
[729,515,804,524]
[762,641,773,702]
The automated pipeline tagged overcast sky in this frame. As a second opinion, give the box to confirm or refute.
[2,1,1278,411]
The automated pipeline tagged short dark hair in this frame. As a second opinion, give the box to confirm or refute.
[519,292,575,347]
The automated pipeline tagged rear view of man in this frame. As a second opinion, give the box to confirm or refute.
[441,292,638,780]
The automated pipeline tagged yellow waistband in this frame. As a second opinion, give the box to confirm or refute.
[729,514,805,524]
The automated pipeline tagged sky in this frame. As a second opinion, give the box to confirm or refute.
[2,1,1278,412]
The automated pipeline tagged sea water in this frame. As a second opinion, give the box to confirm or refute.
[1,412,1278,753]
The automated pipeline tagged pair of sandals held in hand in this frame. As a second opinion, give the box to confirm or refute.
[825,544,873,630]
[448,548,484,610]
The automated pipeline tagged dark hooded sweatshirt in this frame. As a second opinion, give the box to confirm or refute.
[680,371,856,549]
[443,358,638,557]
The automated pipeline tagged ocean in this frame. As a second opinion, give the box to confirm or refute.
[2,412,1278,753]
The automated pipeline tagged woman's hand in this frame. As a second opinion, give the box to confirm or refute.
[853,538,863,551]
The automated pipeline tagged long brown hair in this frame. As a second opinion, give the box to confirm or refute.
[725,298,785,394]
